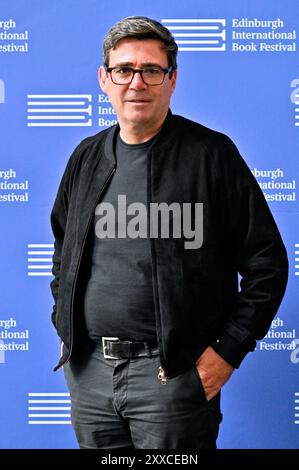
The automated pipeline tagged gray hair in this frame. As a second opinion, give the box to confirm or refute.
[103,16,178,70]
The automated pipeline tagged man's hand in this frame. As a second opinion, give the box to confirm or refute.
[195,346,234,401]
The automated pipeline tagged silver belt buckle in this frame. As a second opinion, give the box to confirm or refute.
[102,337,119,359]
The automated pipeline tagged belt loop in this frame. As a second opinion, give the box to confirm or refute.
[144,341,152,358]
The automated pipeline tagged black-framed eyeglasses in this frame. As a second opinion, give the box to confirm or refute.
[105,65,175,86]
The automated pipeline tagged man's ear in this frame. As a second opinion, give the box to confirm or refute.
[98,65,108,93]
[170,68,178,96]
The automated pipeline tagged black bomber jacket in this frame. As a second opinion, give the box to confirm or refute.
[50,110,288,378]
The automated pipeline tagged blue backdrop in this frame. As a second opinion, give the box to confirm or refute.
[0,0,298,449]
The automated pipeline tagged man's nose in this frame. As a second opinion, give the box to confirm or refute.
[129,71,147,90]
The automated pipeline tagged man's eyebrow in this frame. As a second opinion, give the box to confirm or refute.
[110,61,165,68]
[140,62,164,68]
[110,61,134,67]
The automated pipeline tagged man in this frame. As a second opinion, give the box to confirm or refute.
[50,16,288,449]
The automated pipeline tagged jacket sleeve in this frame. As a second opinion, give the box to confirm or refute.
[210,136,289,368]
[50,151,77,329]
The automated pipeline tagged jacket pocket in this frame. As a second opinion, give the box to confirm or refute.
[192,364,208,403]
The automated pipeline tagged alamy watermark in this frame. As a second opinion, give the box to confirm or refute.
[95,196,203,249]
[290,339,299,363]
[290,78,299,103]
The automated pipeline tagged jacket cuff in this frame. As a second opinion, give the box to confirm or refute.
[211,332,256,369]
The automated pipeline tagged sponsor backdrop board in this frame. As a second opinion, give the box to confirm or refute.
[0,0,298,449]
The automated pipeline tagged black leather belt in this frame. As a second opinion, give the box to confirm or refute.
[101,337,159,359]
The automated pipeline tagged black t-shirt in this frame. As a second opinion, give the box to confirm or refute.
[83,132,157,341]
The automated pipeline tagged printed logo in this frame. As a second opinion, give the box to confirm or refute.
[0,18,29,53]
[162,19,226,51]
[232,18,296,52]
[251,167,296,203]
[162,18,296,53]
[98,94,117,127]
[0,168,29,203]
[0,318,29,361]
[27,94,92,127]
[259,317,296,352]
[28,392,71,425]
[27,244,54,277]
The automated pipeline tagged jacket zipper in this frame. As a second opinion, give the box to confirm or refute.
[58,165,116,368]
[147,150,168,377]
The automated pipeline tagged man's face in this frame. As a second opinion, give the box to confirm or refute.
[99,38,177,131]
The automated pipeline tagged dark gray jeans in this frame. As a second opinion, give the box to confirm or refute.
[63,342,222,449]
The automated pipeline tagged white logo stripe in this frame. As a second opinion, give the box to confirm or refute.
[28,414,71,418]
[28,121,92,127]
[28,107,91,113]
[28,244,54,248]
[28,407,71,410]
[177,45,226,51]
[28,272,53,276]
[28,393,69,396]
[28,258,53,262]
[177,40,222,44]
[27,94,91,99]
[28,421,71,424]
[27,265,53,269]
[162,19,225,24]
[167,25,221,30]
[174,33,225,37]
[27,101,86,106]
[28,115,88,120]
[27,251,54,255]
[28,400,71,403]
